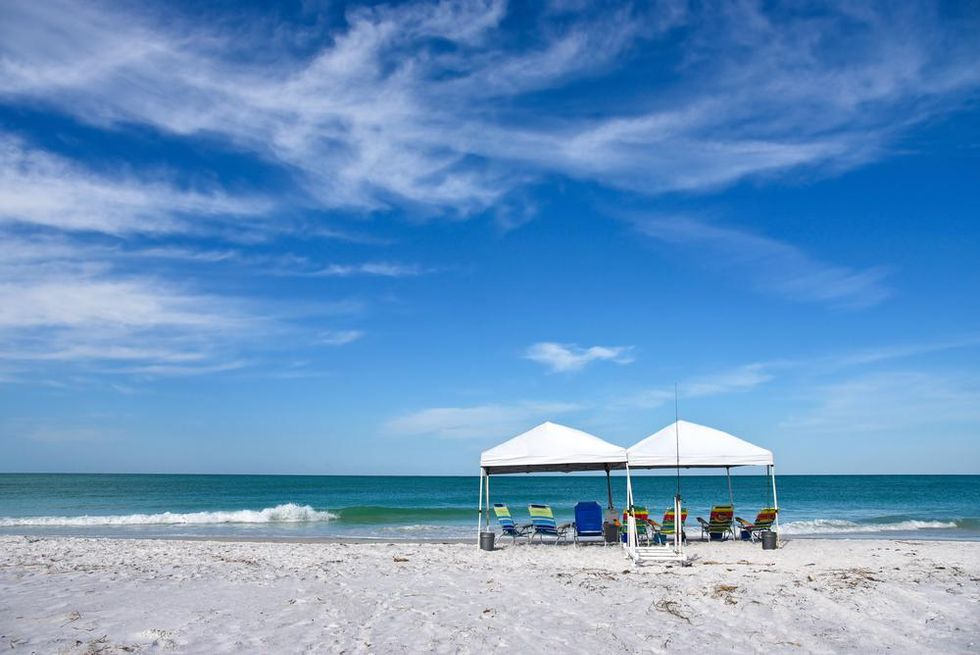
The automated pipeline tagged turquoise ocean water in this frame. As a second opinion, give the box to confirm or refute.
[1,474,977,541]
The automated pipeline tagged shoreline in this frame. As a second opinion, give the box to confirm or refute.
[2,535,977,652]
[5,530,980,544]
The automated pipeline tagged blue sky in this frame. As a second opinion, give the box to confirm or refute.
[1,0,978,475]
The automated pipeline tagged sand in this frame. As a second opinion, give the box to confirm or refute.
[1,535,978,653]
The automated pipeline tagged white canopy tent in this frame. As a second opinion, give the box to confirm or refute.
[477,422,627,540]
[623,420,779,564]
[628,420,774,468]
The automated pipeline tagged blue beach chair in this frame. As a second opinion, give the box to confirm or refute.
[527,504,570,544]
[493,503,530,544]
[572,501,604,545]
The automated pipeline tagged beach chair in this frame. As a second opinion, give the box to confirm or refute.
[696,505,735,541]
[735,507,778,541]
[621,506,654,546]
[650,506,688,545]
[572,501,604,545]
[527,504,570,544]
[493,503,530,544]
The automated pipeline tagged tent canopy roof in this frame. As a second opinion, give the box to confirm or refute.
[627,420,773,468]
[480,421,627,474]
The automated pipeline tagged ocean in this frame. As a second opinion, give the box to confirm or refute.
[1,473,977,541]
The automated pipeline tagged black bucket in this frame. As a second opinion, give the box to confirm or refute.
[479,531,495,551]
[761,531,778,550]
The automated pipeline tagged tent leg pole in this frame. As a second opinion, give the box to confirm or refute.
[726,466,734,509]
[485,472,491,533]
[605,465,613,510]
[625,463,634,554]
[477,469,484,545]
[771,465,780,540]
[674,495,682,553]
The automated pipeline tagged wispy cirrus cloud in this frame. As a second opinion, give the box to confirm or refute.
[1,0,977,391]
[619,334,980,409]
[621,363,775,409]
[632,215,891,309]
[0,136,272,235]
[2,1,976,212]
[0,233,364,381]
[309,262,427,278]
[683,363,775,398]
[384,401,582,439]
[130,245,429,279]
[780,371,980,435]
[318,330,364,346]
[524,342,634,373]
[814,334,980,370]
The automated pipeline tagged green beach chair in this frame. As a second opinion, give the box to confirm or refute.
[697,504,735,541]
[527,504,570,544]
[493,503,530,544]
[735,507,778,541]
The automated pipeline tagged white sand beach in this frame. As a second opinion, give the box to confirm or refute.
[1,536,978,653]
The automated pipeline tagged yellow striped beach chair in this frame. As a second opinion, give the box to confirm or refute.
[493,503,530,544]
[736,507,778,541]
[621,506,654,546]
[527,504,570,544]
[650,506,688,544]
[697,504,735,541]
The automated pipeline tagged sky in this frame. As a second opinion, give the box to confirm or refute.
[1,0,979,475]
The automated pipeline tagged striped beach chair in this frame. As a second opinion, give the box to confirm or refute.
[651,506,688,544]
[697,505,735,541]
[493,503,530,544]
[527,504,570,544]
[621,506,654,546]
[736,507,778,541]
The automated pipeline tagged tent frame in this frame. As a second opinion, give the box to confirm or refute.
[623,463,779,564]
[478,422,628,545]
[477,462,626,541]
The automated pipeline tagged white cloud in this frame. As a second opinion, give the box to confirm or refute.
[618,388,675,410]
[310,262,426,278]
[0,232,337,379]
[0,271,253,377]
[524,342,634,373]
[817,335,980,370]
[620,363,774,409]
[384,401,581,439]
[683,364,775,398]
[0,136,271,235]
[318,330,364,346]
[1,1,976,212]
[617,335,980,410]
[0,278,237,330]
[780,371,980,436]
[633,215,891,308]
[123,245,429,280]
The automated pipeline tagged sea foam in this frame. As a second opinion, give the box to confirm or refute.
[0,503,336,527]
[781,518,958,535]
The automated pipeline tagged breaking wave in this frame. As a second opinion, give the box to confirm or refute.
[0,503,336,527]
[781,519,958,535]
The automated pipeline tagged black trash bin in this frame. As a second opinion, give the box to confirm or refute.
[761,531,778,550]
[479,531,495,551]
